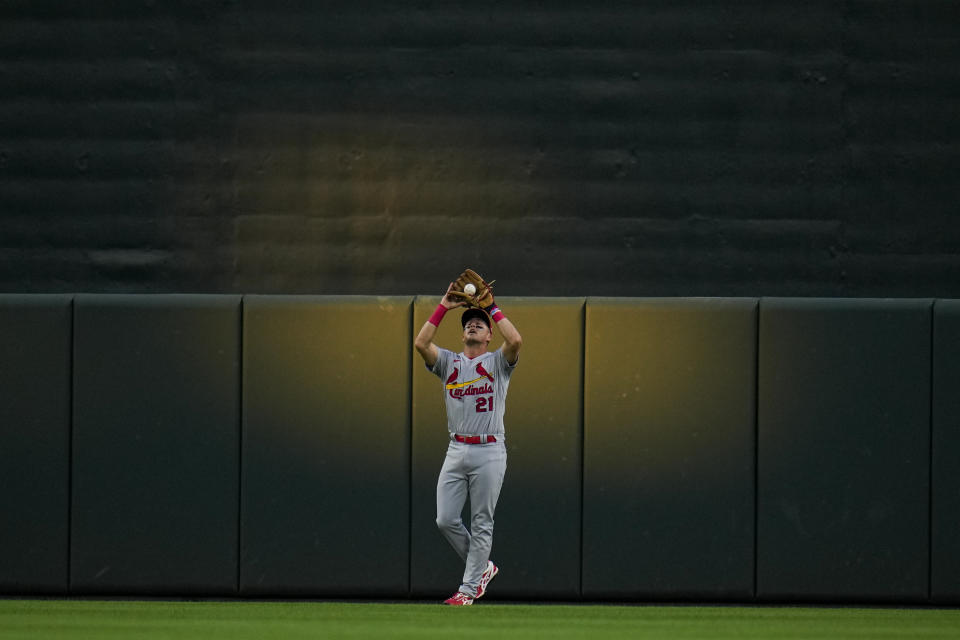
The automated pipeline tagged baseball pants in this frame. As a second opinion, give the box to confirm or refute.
[435,439,507,598]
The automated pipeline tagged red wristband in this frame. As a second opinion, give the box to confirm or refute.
[428,304,448,327]
[487,305,505,323]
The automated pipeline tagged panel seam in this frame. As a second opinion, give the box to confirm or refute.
[579,298,586,600]
[67,295,75,594]
[237,296,245,596]
[753,298,761,602]
[408,298,414,598]
[928,300,935,603]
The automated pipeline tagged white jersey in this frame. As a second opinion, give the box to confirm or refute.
[429,347,517,436]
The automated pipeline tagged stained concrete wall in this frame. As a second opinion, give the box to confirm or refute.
[2,2,959,296]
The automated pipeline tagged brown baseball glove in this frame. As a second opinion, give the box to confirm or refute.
[448,268,496,309]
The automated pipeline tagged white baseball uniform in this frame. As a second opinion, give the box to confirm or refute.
[429,346,517,597]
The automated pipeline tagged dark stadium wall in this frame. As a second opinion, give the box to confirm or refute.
[2,2,959,297]
[1,293,957,605]
[70,295,241,594]
[582,298,757,601]
[931,300,960,600]
[411,296,584,600]
[240,296,411,596]
[2,0,959,606]
[0,295,72,594]
[756,299,931,602]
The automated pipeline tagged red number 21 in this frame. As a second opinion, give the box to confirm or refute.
[475,397,494,413]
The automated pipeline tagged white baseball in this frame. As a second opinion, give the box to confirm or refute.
[464,283,477,296]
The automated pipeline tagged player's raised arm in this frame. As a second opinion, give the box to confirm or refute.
[495,314,522,365]
[414,282,464,368]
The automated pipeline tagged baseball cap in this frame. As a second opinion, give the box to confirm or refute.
[461,307,491,328]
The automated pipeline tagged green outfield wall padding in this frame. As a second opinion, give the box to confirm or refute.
[240,296,411,596]
[409,297,584,599]
[70,295,241,595]
[757,298,931,602]
[932,299,960,603]
[0,295,72,594]
[4,292,958,602]
[582,298,757,600]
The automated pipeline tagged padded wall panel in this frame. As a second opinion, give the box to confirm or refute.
[932,299,960,602]
[410,297,583,599]
[241,296,411,596]
[757,298,931,602]
[71,295,241,594]
[582,298,757,599]
[0,295,72,593]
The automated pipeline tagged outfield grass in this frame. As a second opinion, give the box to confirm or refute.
[2,599,960,640]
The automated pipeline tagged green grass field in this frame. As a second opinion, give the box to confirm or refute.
[2,600,960,640]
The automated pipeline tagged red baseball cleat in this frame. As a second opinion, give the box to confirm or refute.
[444,591,474,606]
[476,561,499,599]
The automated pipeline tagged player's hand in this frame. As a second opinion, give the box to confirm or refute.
[448,268,495,310]
[441,282,466,310]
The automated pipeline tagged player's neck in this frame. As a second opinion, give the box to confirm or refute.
[462,344,488,359]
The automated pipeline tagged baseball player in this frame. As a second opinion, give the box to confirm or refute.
[413,269,522,606]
